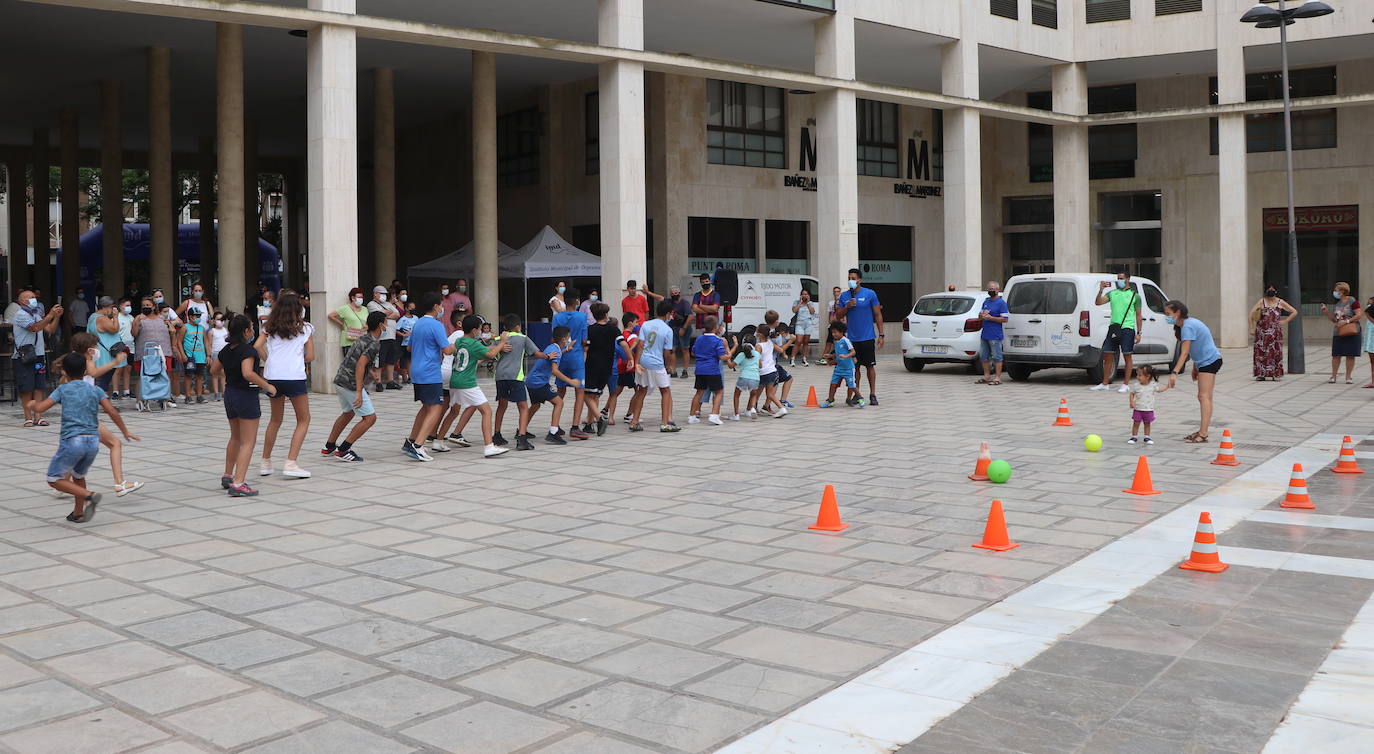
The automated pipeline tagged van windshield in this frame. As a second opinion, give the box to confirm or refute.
[913,297,974,316]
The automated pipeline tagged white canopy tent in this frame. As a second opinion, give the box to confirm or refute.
[405,239,520,280]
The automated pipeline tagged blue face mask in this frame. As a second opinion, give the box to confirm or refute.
[1333,291,1342,300]
[1115,280,1127,289]
[847,280,858,290]
[1165,316,1176,325]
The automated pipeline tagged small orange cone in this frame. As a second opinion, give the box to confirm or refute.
[1179,511,1229,573]
[1333,435,1364,475]
[972,500,1019,551]
[968,441,993,481]
[808,485,849,532]
[1123,456,1160,495]
[1052,398,1073,427]
[805,386,820,408]
[1210,429,1242,466]
[1280,463,1316,509]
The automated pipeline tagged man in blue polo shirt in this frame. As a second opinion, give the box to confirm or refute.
[403,292,455,461]
[836,268,885,406]
[977,281,1010,385]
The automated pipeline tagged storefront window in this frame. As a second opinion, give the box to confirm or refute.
[1098,191,1162,282]
[1263,205,1359,315]
[857,100,899,178]
[497,107,540,188]
[1089,85,1137,180]
[707,80,786,169]
[857,224,913,315]
[765,220,808,274]
[688,217,757,275]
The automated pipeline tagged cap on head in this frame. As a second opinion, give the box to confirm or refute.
[372,285,387,294]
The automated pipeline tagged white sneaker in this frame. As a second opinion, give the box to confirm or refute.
[483,445,510,458]
[430,439,451,452]
[747,408,757,419]
[1127,436,1139,445]
[259,460,273,476]
[687,416,701,424]
[414,445,435,461]
[282,461,311,479]
[450,434,471,448]
[1088,384,1109,391]
[729,413,741,421]
[1117,385,1130,394]
[772,407,788,418]
[707,414,723,426]
[166,398,178,407]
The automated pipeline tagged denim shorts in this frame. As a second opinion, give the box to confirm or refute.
[336,385,375,417]
[736,378,760,392]
[46,435,100,482]
[759,371,779,387]
[979,338,1004,363]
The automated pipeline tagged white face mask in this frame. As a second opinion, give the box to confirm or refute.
[353,297,364,307]
[440,288,449,296]
[377,294,387,302]
[26,298,38,307]
[589,295,599,302]
[399,294,408,302]
[121,306,132,315]
[192,291,203,299]
[87,348,98,361]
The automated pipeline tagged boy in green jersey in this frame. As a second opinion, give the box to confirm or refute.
[443,314,511,457]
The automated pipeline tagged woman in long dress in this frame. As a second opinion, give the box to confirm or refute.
[1250,284,1296,381]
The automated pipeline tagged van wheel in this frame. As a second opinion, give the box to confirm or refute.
[903,358,925,373]
[1006,364,1033,382]
[1085,363,1105,384]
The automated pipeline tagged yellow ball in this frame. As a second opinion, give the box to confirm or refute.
[1084,434,1103,452]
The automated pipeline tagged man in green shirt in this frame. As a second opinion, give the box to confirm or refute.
[1091,272,1144,393]
[444,314,511,457]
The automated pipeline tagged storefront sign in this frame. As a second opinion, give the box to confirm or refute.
[858,260,912,284]
[783,174,818,191]
[1263,205,1358,232]
[893,183,942,199]
[765,259,808,275]
[689,257,757,275]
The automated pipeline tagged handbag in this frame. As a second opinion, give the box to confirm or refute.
[1337,321,1360,337]
[16,343,37,366]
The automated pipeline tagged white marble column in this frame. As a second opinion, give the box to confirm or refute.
[148,46,174,295]
[598,0,646,318]
[31,129,51,299]
[307,0,358,390]
[1052,62,1090,273]
[60,110,80,302]
[471,51,499,320]
[1215,41,1250,347]
[217,24,246,312]
[373,67,396,286]
[814,9,859,294]
[941,35,982,290]
[101,80,124,295]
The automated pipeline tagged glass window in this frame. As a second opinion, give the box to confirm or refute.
[497,107,540,188]
[914,297,975,316]
[1089,85,1137,179]
[1044,281,1078,314]
[707,80,786,169]
[1100,192,1161,223]
[1143,284,1168,314]
[930,109,944,182]
[1007,282,1048,314]
[1208,67,1337,154]
[765,220,808,274]
[1027,92,1053,183]
[1032,0,1058,27]
[1156,0,1201,14]
[991,0,1018,19]
[585,92,599,176]
[857,100,899,178]
[688,217,758,275]
[1263,221,1359,314]
[1007,196,1054,226]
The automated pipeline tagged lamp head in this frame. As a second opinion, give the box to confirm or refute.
[1290,0,1335,19]
[1240,3,1282,23]
[1255,16,1296,26]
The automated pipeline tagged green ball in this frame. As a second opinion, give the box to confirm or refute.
[1084,434,1103,452]
[987,459,1013,484]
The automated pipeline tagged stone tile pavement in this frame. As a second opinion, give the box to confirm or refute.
[0,345,1370,752]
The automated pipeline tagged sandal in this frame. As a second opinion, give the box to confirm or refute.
[1328,377,1337,383]
[23,420,34,427]
[1185,434,1209,444]
[36,419,49,427]
[974,378,990,384]
[1346,379,1354,385]
[989,380,1002,385]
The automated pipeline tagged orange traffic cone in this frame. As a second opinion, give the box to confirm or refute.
[1123,456,1160,496]
[1052,398,1073,426]
[1333,435,1364,475]
[1179,511,1229,573]
[968,441,992,481]
[972,500,1019,551]
[805,386,820,408]
[1210,429,1242,466]
[1280,463,1316,509]
[808,485,849,532]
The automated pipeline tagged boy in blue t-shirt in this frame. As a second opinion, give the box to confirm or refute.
[822,321,862,408]
[688,316,730,425]
[525,325,582,445]
[31,352,138,522]
[551,289,589,428]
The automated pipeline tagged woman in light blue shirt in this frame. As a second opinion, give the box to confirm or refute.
[1165,300,1221,444]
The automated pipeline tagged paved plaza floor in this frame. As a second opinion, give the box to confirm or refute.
[0,345,1371,753]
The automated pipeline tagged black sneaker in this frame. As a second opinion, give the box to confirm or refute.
[520,432,537,441]
[386,381,402,390]
[582,422,596,435]
[869,394,879,406]
[845,396,857,407]
[451,433,471,448]
[569,427,590,440]
[492,432,509,446]
[337,449,363,462]
[375,382,385,393]
[545,432,568,445]
[596,417,607,436]
[515,435,534,451]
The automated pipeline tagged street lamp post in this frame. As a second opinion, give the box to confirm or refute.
[1239,0,1333,375]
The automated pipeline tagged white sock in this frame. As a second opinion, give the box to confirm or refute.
[549,426,559,434]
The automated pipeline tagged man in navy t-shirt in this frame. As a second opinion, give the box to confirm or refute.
[836,268,885,406]
[977,281,1010,385]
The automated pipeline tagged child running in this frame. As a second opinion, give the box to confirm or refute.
[526,325,580,444]
[581,302,620,437]
[1127,364,1170,445]
[64,332,144,497]
[822,321,863,408]
[727,336,762,420]
[32,353,138,522]
[444,314,511,458]
[604,312,640,427]
[688,316,729,425]
[212,314,278,496]
[491,314,548,451]
[630,301,678,432]
[321,311,385,461]
[770,323,798,410]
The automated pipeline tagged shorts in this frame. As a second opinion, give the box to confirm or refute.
[584,362,611,394]
[379,339,400,367]
[694,374,724,392]
[852,339,877,367]
[636,368,671,389]
[1197,358,1223,374]
[496,379,528,403]
[760,371,779,387]
[413,382,445,406]
[335,385,375,417]
[673,326,692,350]
[774,365,793,383]
[269,379,310,398]
[737,377,759,392]
[450,386,487,408]
[979,338,1004,363]
[46,435,100,482]
[183,361,208,376]
[1132,410,1156,423]
[528,384,557,405]
[831,372,857,388]
[223,385,262,420]
[557,360,585,390]
[15,362,43,393]
[616,371,636,390]
[95,371,113,393]
[1102,326,1136,356]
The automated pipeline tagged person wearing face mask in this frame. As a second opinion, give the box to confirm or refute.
[328,287,370,359]
[1250,283,1297,381]
[443,279,473,324]
[114,299,136,398]
[580,290,598,325]
[821,285,844,365]
[836,268,885,406]
[1090,272,1144,393]
[11,288,64,426]
[366,285,403,390]
[549,280,568,317]
[791,288,818,366]
[176,281,216,331]
[208,312,229,401]
[68,287,91,334]
[1320,281,1362,385]
[88,297,123,396]
[396,301,418,383]
[255,287,276,333]
[1164,300,1221,444]
[131,297,178,408]
[668,285,693,378]
[151,288,166,308]
[975,281,1010,386]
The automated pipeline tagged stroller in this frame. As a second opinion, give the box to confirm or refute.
[138,343,172,412]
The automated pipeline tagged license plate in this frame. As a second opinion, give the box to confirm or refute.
[920,346,948,354]
[1010,335,1038,348]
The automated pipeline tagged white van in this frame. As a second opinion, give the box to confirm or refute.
[1001,273,1174,383]
[678,273,821,331]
